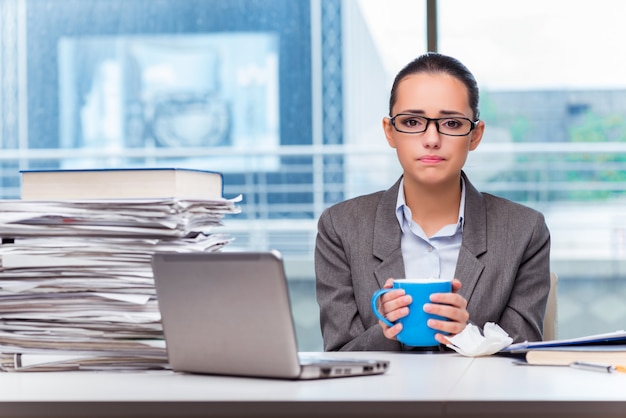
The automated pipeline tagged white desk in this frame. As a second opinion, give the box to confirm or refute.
[1,352,625,418]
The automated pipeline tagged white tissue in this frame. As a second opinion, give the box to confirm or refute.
[446,322,513,357]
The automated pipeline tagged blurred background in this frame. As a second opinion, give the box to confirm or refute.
[1,0,625,350]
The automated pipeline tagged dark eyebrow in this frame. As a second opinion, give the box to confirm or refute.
[397,109,426,115]
[438,110,468,117]
[396,109,469,118]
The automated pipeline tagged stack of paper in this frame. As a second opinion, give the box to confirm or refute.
[0,197,241,371]
[0,198,239,238]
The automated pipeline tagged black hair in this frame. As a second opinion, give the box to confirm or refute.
[388,52,480,120]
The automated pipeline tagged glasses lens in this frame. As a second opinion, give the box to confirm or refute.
[437,118,472,136]
[393,115,428,133]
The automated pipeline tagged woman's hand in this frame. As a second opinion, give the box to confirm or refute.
[376,278,412,341]
[425,278,469,344]
[377,278,469,344]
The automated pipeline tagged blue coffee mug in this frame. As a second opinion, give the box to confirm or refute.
[371,278,452,347]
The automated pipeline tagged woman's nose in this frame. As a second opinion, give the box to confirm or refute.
[421,121,441,149]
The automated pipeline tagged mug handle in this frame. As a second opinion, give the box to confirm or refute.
[371,288,394,327]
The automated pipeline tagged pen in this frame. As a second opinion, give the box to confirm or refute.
[569,361,626,374]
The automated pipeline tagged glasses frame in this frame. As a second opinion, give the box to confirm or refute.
[389,114,479,137]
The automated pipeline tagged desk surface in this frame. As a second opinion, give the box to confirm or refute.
[1,351,625,418]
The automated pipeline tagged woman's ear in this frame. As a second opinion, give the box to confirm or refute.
[383,117,397,149]
[469,120,485,151]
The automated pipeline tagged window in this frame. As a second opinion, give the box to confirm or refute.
[437,0,626,338]
[2,0,625,351]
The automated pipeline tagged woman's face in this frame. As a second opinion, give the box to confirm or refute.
[383,72,484,189]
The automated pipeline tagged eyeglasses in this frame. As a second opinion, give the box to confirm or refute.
[389,114,479,136]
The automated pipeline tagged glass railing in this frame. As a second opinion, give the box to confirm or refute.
[2,142,626,349]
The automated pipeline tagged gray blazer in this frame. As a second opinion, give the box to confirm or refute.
[315,173,551,351]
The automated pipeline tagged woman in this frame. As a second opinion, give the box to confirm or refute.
[315,52,550,351]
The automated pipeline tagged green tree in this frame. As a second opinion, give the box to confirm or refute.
[567,112,626,200]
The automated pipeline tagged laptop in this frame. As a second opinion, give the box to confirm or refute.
[151,250,389,379]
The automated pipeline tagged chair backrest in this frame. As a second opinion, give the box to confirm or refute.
[543,272,559,341]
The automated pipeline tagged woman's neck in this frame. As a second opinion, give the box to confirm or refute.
[403,175,462,237]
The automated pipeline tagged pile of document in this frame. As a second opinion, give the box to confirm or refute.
[0,197,240,371]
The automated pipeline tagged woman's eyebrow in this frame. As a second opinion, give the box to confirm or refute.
[396,109,426,115]
[439,110,467,117]
[397,109,468,117]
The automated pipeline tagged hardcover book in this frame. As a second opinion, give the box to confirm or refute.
[524,345,626,366]
[20,168,223,200]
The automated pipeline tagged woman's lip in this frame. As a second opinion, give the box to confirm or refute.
[419,156,444,163]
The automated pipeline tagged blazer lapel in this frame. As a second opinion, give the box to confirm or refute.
[373,178,405,287]
[455,172,487,301]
